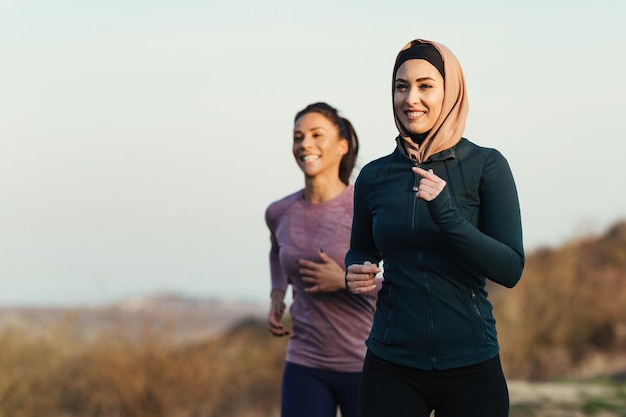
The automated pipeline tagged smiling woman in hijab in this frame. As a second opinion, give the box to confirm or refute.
[345,39,524,417]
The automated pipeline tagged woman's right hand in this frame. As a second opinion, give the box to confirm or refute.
[268,290,290,337]
[346,261,380,294]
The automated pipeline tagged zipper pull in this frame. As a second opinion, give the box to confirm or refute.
[412,162,421,192]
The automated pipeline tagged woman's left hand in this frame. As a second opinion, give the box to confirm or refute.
[300,249,345,293]
[412,167,446,201]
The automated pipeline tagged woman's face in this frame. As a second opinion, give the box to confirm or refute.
[394,59,445,135]
[292,112,348,179]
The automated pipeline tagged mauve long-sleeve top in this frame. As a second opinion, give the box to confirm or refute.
[265,185,377,372]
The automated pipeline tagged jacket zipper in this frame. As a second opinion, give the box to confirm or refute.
[411,161,421,229]
[470,288,487,341]
[426,276,437,369]
[412,160,437,367]
[382,282,393,340]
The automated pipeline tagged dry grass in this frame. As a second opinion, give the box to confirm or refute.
[494,221,626,380]
[0,316,287,417]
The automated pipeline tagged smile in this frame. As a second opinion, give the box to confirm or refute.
[301,155,320,162]
[406,111,425,118]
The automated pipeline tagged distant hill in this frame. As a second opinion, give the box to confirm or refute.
[0,293,267,344]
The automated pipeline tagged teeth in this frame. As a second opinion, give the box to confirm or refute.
[407,111,425,117]
[302,155,320,162]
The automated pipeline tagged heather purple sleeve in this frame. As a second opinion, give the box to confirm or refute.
[265,204,289,294]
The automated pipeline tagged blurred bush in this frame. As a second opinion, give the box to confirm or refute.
[0,315,287,417]
[494,221,626,380]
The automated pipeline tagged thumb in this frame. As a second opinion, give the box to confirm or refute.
[318,248,332,263]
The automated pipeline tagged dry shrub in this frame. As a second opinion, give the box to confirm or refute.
[0,313,288,417]
[494,221,626,380]
[204,318,287,417]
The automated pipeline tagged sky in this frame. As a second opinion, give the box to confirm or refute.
[1,0,625,306]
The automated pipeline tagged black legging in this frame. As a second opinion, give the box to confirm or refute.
[281,362,361,417]
[358,351,509,417]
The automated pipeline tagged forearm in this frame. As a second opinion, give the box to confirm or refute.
[427,182,524,287]
[346,185,381,267]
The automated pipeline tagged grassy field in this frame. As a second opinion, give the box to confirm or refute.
[509,379,626,417]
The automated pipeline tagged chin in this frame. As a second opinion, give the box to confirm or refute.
[403,122,427,135]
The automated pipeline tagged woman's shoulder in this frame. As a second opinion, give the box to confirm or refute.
[455,138,515,183]
[457,138,504,156]
[455,138,509,164]
[265,189,303,221]
[337,183,355,214]
[358,149,399,177]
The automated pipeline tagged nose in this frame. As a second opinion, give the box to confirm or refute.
[300,134,314,148]
[407,86,421,105]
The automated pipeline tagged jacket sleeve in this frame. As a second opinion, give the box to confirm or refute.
[427,150,524,288]
[345,168,382,269]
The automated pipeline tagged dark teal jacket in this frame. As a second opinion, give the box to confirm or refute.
[345,137,524,370]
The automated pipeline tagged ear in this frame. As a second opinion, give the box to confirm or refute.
[338,138,349,156]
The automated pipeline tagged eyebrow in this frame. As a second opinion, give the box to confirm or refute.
[294,126,327,134]
[395,76,438,83]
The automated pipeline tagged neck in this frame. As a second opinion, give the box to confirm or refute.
[303,176,347,203]
[409,131,428,145]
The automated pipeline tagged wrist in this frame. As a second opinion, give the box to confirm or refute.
[270,289,285,302]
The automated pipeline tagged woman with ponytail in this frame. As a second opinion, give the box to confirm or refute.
[266,102,381,417]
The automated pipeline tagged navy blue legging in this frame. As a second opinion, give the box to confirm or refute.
[358,351,509,417]
[281,362,361,417]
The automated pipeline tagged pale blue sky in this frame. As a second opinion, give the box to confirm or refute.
[1,0,625,306]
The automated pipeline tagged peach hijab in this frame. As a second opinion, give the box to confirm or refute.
[392,39,469,163]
